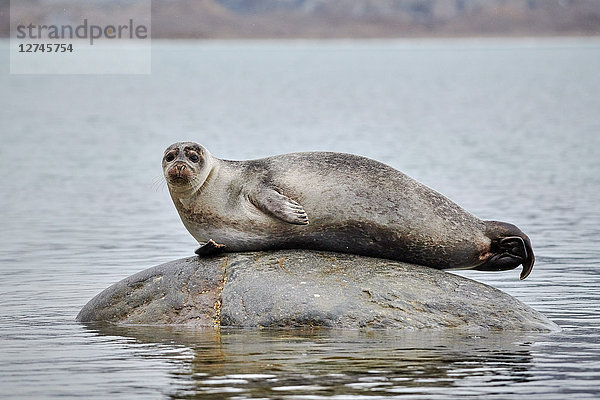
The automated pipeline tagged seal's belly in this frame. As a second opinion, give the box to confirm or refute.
[178,184,487,269]
[194,213,485,270]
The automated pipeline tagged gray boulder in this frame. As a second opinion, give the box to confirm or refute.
[77,250,558,331]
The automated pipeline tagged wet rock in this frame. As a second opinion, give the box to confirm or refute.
[77,250,558,331]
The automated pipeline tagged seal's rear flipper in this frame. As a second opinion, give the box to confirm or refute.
[479,221,535,280]
[195,239,226,256]
[250,188,309,225]
[519,238,535,280]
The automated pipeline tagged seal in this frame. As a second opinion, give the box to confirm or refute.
[162,142,535,279]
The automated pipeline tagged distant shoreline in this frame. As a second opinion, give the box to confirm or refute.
[1,36,599,42]
[2,32,598,40]
[2,0,599,40]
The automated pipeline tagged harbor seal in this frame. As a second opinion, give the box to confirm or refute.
[162,142,535,279]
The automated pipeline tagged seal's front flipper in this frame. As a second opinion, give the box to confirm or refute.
[195,239,226,256]
[251,188,309,225]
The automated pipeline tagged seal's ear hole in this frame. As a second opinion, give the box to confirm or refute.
[165,153,175,162]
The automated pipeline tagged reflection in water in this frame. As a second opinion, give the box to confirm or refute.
[85,323,539,398]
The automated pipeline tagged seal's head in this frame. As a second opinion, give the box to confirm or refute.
[162,142,212,192]
[477,221,535,280]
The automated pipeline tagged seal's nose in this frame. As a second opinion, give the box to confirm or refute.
[175,164,186,176]
[166,162,191,184]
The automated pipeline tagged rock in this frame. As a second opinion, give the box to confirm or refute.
[77,250,558,331]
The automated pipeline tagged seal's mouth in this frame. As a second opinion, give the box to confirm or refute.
[166,163,193,185]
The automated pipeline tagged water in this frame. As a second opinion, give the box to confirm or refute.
[1,38,599,398]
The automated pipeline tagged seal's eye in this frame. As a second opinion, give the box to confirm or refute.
[189,154,199,163]
[165,153,175,162]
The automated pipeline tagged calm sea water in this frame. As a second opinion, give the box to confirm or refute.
[1,38,599,399]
